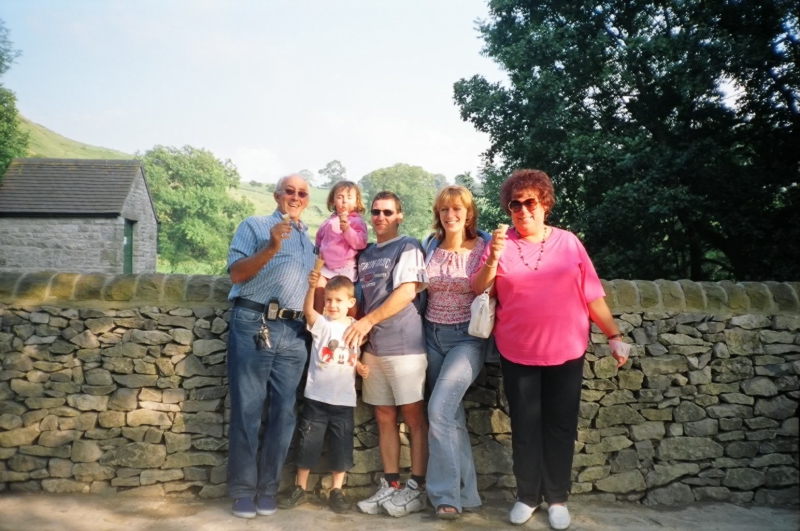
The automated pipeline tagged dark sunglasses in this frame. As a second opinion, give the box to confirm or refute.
[371,209,395,217]
[282,188,309,198]
[508,198,539,213]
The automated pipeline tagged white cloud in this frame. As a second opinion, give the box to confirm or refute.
[230,147,285,183]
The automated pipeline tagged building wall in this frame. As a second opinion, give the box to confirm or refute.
[0,217,123,274]
[0,274,797,505]
[0,168,157,275]
[119,169,157,274]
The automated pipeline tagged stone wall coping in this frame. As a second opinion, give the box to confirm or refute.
[0,272,798,314]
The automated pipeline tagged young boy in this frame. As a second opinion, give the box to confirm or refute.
[280,271,369,513]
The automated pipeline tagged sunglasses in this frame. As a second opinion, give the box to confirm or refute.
[508,198,539,213]
[282,188,309,198]
[371,209,396,217]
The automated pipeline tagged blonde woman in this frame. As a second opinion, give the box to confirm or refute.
[421,185,491,519]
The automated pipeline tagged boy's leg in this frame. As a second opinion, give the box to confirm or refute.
[327,403,355,480]
[296,468,311,490]
[331,471,346,490]
[279,400,325,509]
[294,399,329,478]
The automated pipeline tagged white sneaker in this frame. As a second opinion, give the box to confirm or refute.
[548,504,570,529]
[356,478,399,515]
[381,478,426,517]
[510,501,537,525]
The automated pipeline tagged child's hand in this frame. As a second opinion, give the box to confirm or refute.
[339,215,350,233]
[356,362,369,378]
[308,270,321,289]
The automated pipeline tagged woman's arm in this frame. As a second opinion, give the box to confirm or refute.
[587,297,626,368]
[472,230,505,294]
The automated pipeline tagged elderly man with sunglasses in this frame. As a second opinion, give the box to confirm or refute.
[343,191,430,518]
[225,174,316,519]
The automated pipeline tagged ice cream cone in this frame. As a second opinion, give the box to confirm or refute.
[498,223,508,233]
[314,258,325,271]
[282,213,290,221]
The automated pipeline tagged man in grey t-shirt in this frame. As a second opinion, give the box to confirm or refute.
[343,191,429,518]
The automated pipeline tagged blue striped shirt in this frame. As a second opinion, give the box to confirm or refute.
[227,210,316,309]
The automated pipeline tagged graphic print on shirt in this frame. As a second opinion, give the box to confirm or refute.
[319,339,358,371]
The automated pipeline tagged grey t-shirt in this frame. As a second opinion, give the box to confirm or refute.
[358,235,428,356]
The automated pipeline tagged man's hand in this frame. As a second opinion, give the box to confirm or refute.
[268,220,291,250]
[343,318,373,349]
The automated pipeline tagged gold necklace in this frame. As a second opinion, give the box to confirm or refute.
[513,227,549,271]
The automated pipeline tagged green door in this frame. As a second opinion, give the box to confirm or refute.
[124,220,134,274]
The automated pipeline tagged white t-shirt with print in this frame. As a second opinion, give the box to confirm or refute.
[305,316,360,407]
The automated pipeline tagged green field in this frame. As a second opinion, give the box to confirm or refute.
[15,115,347,271]
[19,116,133,159]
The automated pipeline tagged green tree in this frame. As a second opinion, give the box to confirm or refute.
[139,145,254,273]
[0,20,29,176]
[359,163,438,240]
[319,160,347,186]
[298,168,316,185]
[455,0,799,281]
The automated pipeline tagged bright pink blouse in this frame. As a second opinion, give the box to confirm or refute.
[315,212,368,270]
[473,227,605,366]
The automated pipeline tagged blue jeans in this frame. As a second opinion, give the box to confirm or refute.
[226,306,309,499]
[425,320,485,511]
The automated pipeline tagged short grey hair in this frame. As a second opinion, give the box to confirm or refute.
[276,173,308,191]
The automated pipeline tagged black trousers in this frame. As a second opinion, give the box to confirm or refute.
[295,398,354,472]
[500,354,584,506]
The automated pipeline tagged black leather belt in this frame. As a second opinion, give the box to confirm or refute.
[233,298,304,320]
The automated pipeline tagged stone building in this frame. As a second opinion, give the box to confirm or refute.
[0,159,158,274]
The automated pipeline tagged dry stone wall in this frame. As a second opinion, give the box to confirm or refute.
[0,272,798,505]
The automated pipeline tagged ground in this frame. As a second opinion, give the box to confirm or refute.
[0,494,797,531]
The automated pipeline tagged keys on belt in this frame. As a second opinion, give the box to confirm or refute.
[257,314,271,349]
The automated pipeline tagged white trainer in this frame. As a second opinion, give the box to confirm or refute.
[381,478,426,517]
[548,504,571,529]
[356,478,399,515]
[510,501,537,525]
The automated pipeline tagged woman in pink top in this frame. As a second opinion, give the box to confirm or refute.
[472,170,627,529]
[314,181,369,312]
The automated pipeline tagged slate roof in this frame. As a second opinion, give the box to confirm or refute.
[0,159,156,217]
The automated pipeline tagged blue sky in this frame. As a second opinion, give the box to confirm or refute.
[3,0,506,183]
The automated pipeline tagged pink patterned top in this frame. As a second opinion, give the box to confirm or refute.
[425,238,487,324]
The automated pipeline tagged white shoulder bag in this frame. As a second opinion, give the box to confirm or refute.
[468,283,496,338]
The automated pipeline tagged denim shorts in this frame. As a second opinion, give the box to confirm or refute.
[295,398,355,472]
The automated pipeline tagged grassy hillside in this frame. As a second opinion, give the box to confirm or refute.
[19,116,133,159]
[14,116,350,269]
